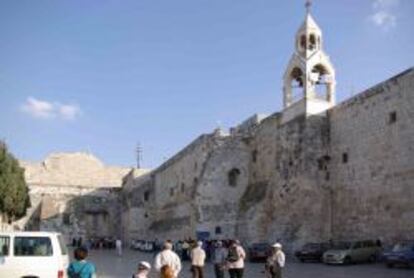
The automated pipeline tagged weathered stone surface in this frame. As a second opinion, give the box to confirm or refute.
[121,68,414,253]
[21,152,135,188]
[16,153,149,241]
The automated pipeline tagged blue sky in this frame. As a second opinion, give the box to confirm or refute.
[0,0,413,168]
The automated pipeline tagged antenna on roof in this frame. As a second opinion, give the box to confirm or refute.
[136,142,143,169]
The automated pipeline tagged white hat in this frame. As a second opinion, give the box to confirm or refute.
[272,243,282,249]
[197,241,203,247]
[139,261,151,270]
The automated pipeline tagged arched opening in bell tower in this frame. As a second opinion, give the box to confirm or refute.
[289,67,305,103]
[311,64,333,101]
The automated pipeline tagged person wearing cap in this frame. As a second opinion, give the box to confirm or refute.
[154,241,182,278]
[132,261,151,278]
[212,241,228,278]
[190,241,206,278]
[265,243,285,278]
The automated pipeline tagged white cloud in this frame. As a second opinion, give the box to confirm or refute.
[21,97,81,121]
[370,11,396,29]
[369,0,400,30]
[21,97,55,119]
[58,104,81,120]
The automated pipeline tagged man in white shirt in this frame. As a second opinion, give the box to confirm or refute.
[265,243,285,278]
[227,240,246,278]
[116,239,122,256]
[154,241,182,278]
[191,241,206,278]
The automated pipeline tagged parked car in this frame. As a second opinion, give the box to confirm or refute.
[295,242,332,262]
[383,241,414,268]
[323,240,382,265]
[248,242,272,262]
[0,231,69,278]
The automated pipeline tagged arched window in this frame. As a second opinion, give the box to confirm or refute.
[290,67,304,103]
[228,168,241,187]
[311,64,332,100]
[300,35,307,51]
[309,34,316,50]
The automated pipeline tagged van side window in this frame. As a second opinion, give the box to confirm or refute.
[0,237,10,256]
[354,242,363,249]
[14,237,53,256]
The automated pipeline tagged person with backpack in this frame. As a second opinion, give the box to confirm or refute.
[67,247,96,278]
[265,243,285,278]
[154,241,182,278]
[226,240,246,278]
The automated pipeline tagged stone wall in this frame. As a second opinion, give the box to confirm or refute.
[328,68,414,244]
[121,68,414,251]
[19,152,146,242]
[21,152,132,188]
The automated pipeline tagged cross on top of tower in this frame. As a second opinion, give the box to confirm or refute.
[305,0,312,14]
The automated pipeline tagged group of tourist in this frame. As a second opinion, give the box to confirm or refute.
[66,239,285,278]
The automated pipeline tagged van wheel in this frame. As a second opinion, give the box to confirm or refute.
[344,256,352,265]
[387,263,394,268]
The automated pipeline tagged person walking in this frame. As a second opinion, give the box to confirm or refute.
[116,238,123,256]
[154,241,182,278]
[212,241,228,278]
[226,240,246,278]
[191,241,206,278]
[67,247,97,278]
[265,243,285,278]
[132,261,151,278]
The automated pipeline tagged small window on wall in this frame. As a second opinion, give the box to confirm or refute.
[144,190,150,202]
[252,150,258,163]
[228,168,241,187]
[181,183,185,193]
[62,213,71,225]
[342,153,348,164]
[389,111,397,124]
[170,188,175,197]
[215,226,222,235]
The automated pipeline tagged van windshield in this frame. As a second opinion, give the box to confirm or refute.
[14,237,53,256]
[333,242,352,250]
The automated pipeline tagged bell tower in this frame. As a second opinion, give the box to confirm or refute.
[282,1,336,123]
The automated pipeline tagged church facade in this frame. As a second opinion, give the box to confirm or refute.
[120,5,414,251]
[16,4,414,251]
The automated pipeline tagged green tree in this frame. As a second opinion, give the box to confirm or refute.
[0,142,30,223]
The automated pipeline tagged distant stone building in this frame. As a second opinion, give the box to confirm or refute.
[19,152,148,241]
[15,4,414,252]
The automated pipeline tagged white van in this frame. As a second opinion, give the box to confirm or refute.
[0,231,69,278]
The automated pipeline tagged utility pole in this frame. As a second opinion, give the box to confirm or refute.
[136,142,143,169]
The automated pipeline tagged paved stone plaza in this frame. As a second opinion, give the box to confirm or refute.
[86,249,412,278]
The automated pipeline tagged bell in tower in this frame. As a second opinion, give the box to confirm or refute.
[282,1,336,123]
